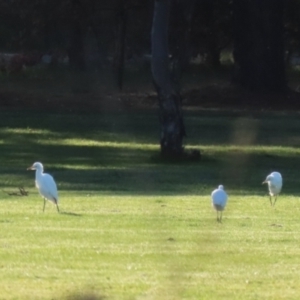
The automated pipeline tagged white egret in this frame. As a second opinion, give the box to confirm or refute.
[262,171,282,206]
[211,185,228,223]
[27,162,59,212]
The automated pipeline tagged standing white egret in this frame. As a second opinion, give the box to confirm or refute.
[211,185,228,223]
[27,162,59,212]
[262,171,282,206]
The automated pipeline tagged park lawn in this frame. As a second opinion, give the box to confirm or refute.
[0,110,299,299]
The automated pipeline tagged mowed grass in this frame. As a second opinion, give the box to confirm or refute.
[0,110,300,299]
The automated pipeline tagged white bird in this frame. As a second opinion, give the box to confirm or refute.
[27,162,59,212]
[211,185,228,223]
[262,171,282,206]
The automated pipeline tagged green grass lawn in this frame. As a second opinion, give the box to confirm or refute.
[0,109,300,299]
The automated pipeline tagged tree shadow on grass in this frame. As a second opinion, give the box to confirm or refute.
[0,143,300,196]
[1,111,300,195]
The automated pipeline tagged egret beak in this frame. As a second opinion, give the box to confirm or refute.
[27,166,34,170]
[262,180,267,184]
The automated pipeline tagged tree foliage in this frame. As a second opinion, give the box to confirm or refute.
[233,0,285,91]
[0,0,298,91]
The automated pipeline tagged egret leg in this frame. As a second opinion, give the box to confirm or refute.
[269,196,273,206]
[53,198,59,213]
[43,198,46,212]
[217,211,221,223]
[273,196,278,207]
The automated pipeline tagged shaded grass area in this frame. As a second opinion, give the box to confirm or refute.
[0,110,300,195]
[0,110,300,299]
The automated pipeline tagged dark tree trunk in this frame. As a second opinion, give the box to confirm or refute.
[169,0,195,92]
[151,0,186,158]
[43,7,50,50]
[113,0,127,91]
[68,0,85,71]
[68,21,85,71]
[233,0,285,91]
[206,42,221,68]
[204,1,221,68]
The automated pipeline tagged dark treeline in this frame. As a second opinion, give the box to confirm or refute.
[0,0,300,157]
[1,0,299,89]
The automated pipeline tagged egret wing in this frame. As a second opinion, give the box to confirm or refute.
[39,174,58,203]
[212,189,228,207]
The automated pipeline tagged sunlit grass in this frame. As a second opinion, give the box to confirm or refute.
[0,192,300,299]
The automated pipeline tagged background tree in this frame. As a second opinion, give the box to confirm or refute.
[113,0,127,90]
[68,0,86,71]
[112,0,151,90]
[190,0,232,68]
[151,0,184,158]
[285,0,300,66]
[169,0,195,90]
[152,0,199,158]
[232,0,286,92]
